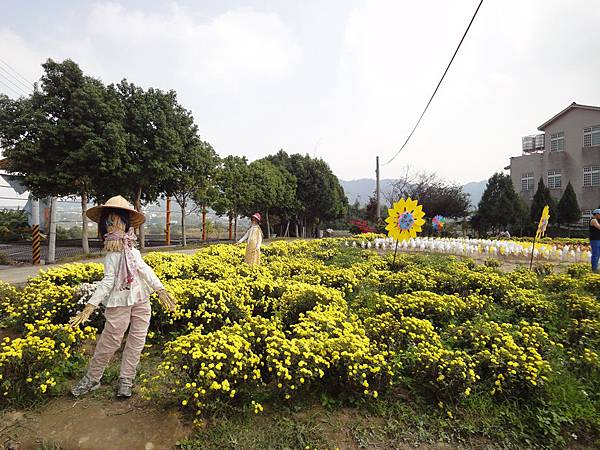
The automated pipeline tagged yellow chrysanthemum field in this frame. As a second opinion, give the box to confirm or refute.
[1,238,599,446]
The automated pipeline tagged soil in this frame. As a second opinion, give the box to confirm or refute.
[0,391,191,450]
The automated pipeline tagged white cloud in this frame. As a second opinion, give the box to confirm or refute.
[80,2,303,92]
[1,0,600,185]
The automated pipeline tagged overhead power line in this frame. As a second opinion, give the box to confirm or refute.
[0,77,26,98]
[0,58,34,88]
[0,71,30,97]
[383,0,484,166]
[0,64,33,93]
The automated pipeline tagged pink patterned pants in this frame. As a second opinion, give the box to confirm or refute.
[86,300,151,382]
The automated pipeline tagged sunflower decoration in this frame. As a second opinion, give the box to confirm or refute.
[535,205,550,240]
[385,197,426,241]
[432,215,446,233]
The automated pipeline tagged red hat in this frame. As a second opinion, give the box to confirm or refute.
[252,212,262,222]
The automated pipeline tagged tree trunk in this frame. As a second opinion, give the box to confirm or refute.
[135,187,145,250]
[165,195,171,245]
[81,192,90,255]
[202,204,207,241]
[284,220,290,237]
[266,209,271,238]
[234,214,238,241]
[295,219,299,238]
[181,206,186,247]
[228,215,233,240]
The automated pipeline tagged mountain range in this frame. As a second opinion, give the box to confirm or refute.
[340,179,487,209]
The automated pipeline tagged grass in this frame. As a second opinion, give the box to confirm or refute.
[178,386,600,449]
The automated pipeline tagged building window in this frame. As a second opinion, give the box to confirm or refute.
[582,209,593,225]
[584,125,600,147]
[521,172,534,191]
[583,166,600,187]
[550,131,565,152]
[547,169,561,189]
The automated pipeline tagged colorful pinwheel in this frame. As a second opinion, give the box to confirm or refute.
[432,215,446,233]
[385,197,426,241]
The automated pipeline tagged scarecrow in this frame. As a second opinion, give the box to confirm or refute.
[238,212,263,266]
[69,195,175,398]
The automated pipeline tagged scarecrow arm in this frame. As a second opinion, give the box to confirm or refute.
[69,303,96,328]
[238,229,250,244]
[156,288,176,311]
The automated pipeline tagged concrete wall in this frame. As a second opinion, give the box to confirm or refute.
[510,107,600,212]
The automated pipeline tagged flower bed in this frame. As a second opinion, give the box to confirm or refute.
[1,239,599,445]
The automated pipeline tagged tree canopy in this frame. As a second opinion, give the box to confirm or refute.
[474,173,526,234]
[530,178,557,225]
[557,181,581,225]
[0,58,350,245]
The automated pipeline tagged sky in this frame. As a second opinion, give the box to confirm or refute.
[1,0,599,185]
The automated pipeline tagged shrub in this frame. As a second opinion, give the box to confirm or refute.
[0,320,95,407]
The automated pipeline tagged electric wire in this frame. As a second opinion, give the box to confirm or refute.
[383,0,484,166]
[0,58,34,88]
[0,77,26,98]
[0,64,33,93]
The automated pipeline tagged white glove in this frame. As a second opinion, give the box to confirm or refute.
[157,289,176,312]
[69,303,96,328]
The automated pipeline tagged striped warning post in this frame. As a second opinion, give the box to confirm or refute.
[32,224,41,265]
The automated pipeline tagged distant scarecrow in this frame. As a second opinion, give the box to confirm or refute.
[238,212,264,265]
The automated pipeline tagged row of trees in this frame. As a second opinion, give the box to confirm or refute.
[345,169,584,238]
[0,59,347,250]
[473,173,582,235]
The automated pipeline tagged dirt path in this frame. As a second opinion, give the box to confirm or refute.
[0,390,191,450]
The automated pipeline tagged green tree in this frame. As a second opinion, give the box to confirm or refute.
[192,143,220,242]
[1,59,127,253]
[213,156,252,240]
[557,181,581,226]
[245,159,296,238]
[530,178,557,225]
[474,173,523,234]
[389,170,470,218]
[266,151,347,237]
[0,209,29,242]
[106,81,188,248]
[164,138,218,247]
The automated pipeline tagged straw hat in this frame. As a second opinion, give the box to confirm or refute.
[86,195,145,227]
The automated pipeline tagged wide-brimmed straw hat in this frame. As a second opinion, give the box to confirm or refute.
[86,195,146,227]
[252,212,262,223]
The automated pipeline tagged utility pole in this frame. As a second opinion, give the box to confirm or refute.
[31,197,41,265]
[48,196,57,263]
[31,82,42,264]
[376,156,381,221]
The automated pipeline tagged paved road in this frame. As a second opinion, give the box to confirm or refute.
[0,243,103,262]
[0,246,204,286]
